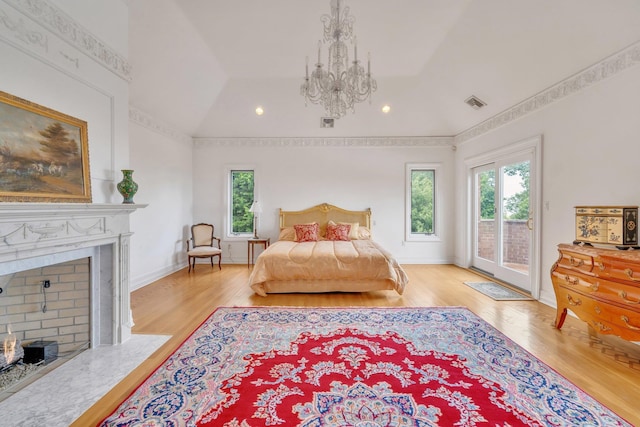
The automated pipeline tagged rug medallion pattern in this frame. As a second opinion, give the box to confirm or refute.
[100,307,630,426]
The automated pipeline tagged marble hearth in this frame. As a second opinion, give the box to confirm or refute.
[0,203,144,347]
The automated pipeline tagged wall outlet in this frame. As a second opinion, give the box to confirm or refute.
[42,279,51,288]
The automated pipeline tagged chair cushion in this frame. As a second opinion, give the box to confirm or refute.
[188,247,222,256]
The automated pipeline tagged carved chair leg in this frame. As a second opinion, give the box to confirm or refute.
[188,256,192,272]
[218,254,222,270]
[210,257,214,268]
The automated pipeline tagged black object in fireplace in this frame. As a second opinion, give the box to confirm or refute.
[23,340,58,364]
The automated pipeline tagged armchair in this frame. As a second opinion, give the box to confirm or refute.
[186,223,222,272]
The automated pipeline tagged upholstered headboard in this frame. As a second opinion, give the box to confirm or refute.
[279,203,371,229]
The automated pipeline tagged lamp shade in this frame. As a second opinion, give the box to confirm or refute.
[249,201,262,214]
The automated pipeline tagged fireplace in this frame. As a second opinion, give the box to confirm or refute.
[0,203,143,349]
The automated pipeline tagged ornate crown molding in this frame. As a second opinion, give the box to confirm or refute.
[0,4,47,51]
[193,136,454,148]
[2,0,131,81]
[455,40,640,145]
[129,106,192,145]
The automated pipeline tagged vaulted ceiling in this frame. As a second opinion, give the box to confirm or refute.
[128,0,640,138]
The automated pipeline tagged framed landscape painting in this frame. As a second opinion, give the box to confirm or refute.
[0,91,91,202]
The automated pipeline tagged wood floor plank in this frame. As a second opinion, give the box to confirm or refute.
[72,264,640,426]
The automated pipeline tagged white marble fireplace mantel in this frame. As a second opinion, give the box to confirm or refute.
[0,203,146,346]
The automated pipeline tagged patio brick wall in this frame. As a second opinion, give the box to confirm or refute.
[478,220,529,265]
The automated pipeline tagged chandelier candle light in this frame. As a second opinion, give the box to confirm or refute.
[301,0,377,119]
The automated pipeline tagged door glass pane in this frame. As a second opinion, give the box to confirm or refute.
[501,161,530,275]
[476,168,495,263]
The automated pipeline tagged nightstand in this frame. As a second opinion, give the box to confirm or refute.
[247,238,270,268]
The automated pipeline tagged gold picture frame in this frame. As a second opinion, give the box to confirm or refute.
[0,90,91,203]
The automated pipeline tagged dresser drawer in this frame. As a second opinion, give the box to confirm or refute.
[592,278,640,306]
[557,250,594,273]
[552,270,598,293]
[554,286,600,324]
[590,300,640,341]
[598,258,640,284]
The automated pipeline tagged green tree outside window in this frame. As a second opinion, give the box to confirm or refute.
[231,170,254,234]
[411,169,434,234]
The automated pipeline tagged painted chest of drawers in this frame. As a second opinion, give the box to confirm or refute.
[575,206,638,246]
[551,243,640,341]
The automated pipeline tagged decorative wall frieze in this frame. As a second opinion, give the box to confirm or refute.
[0,217,105,247]
[0,5,47,51]
[1,0,131,81]
[193,136,454,148]
[129,106,193,145]
[455,40,640,145]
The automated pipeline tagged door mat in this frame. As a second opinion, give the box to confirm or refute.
[463,281,534,301]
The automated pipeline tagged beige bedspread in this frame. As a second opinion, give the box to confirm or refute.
[249,240,408,296]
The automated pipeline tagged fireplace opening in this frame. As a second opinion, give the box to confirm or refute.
[0,258,90,399]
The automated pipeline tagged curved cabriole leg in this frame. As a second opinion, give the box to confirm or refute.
[555,307,568,329]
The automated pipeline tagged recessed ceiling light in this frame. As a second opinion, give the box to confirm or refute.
[381,105,391,114]
[255,106,264,116]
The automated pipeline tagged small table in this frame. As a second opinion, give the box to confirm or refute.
[248,238,270,268]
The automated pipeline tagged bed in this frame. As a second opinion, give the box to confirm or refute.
[248,203,408,296]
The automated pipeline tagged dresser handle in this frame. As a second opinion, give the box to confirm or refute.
[567,295,581,306]
[621,315,640,331]
[569,256,584,267]
[593,321,611,332]
[624,268,640,282]
[597,262,605,271]
[618,290,640,305]
[564,275,579,285]
[590,282,599,291]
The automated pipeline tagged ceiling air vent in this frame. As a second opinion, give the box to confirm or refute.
[464,95,487,110]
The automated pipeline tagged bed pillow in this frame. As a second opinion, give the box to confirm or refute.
[325,222,351,241]
[294,223,320,242]
[278,227,296,241]
[329,220,361,239]
[340,222,360,239]
[357,226,372,240]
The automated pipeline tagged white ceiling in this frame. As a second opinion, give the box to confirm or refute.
[127,0,640,138]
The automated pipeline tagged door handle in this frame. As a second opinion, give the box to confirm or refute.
[526,216,533,231]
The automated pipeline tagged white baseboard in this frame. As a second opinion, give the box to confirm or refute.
[130,263,183,291]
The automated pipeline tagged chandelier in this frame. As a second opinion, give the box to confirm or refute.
[300,0,377,119]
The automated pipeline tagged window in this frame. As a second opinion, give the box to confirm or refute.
[406,163,440,241]
[228,169,255,237]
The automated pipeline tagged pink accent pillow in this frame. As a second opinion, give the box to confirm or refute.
[294,223,319,242]
[326,223,351,241]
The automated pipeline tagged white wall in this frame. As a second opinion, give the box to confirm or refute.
[192,141,456,265]
[454,64,640,306]
[128,116,194,290]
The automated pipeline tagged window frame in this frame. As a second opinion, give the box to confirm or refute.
[405,162,441,242]
[224,165,258,241]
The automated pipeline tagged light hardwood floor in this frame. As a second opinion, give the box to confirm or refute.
[73,264,640,425]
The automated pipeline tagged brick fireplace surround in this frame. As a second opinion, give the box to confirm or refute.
[0,203,144,348]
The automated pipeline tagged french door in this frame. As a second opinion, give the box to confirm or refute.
[472,151,536,293]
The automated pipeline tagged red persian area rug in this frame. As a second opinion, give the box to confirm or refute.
[100,307,631,426]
